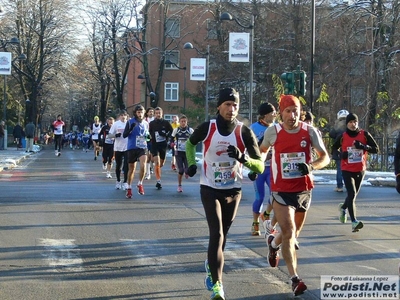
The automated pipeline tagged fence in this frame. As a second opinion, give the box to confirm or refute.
[322,136,397,172]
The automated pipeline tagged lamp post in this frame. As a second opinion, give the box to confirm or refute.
[220,12,255,123]
[183,42,210,121]
[165,59,187,111]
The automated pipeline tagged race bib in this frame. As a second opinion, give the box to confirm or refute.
[212,161,236,187]
[136,136,146,148]
[177,138,187,151]
[155,131,166,143]
[347,147,363,163]
[280,152,306,179]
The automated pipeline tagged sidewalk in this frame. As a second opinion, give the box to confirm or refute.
[0,147,38,172]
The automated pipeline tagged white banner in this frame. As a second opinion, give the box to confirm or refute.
[0,52,12,75]
[229,32,250,62]
[189,58,206,81]
[321,275,399,299]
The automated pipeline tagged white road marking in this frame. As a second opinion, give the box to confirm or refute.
[38,238,83,271]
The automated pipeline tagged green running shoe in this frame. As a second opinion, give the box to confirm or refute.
[338,203,347,223]
[352,220,364,232]
[211,281,225,300]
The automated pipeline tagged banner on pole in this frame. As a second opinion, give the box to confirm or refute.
[0,52,12,75]
[189,58,206,81]
[229,32,250,62]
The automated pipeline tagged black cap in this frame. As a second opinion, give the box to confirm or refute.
[217,88,239,107]
[258,103,275,116]
[346,113,358,124]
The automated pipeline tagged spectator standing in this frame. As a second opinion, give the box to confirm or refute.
[259,95,330,296]
[0,120,5,150]
[25,121,36,152]
[332,113,379,232]
[170,115,194,193]
[149,107,173,190]
[13,123,24,149]
[329,110,349,192]
[52,115,65,156]
[185,87,264,300]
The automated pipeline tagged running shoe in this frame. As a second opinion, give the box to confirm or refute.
[123,182,129,190]
[204,259,213,291]
[352,220,364,232]
[126,188,132,199]
[156,182,162,190]
[106,172,112,179]
[171,164,177,171]
[94,156,97,161]
[267,234,280,267]
[335,187,344,192]
[137,184,145,195]
[115,181,122,190]
[102,164,107,170]
[150,167,154,174]
[144,173,151,180]
[338,203,347,223]
[262,219,277,237]
[210,281,225,300]
[292,276,307,296]
[177,185,183,193]
[251,222,261,236]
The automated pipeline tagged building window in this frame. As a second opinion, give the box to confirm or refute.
[207,19,218,40]
[166,18,180,38]
[165,82,179,101]
[165,51,180,69]
[350,57,365,76]
[351,87,365,106]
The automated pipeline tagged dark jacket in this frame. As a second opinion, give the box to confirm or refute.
[25,122,35,139]
[329,118,347,160]
[13,124,24,139]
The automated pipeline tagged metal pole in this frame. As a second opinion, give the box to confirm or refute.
[310,0,315,112]
[183,61,187,111]
[3,75,7,149]
[249,15,254,123]
[2,75,6,122]
[205,45,210,122]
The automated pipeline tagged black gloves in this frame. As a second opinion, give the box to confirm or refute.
[354,140,370,151]
[227,145,247,164]
[297,163,313,176]
[342,151,348,160]
[187,165,197,177]
[115,133,122,138]
[248,171,258,181]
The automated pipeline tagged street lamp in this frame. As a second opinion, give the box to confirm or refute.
[183,42,210,121]
[220,12,255,123]
[165,59,187,111]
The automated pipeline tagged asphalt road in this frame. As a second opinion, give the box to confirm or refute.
[0,147,399,300]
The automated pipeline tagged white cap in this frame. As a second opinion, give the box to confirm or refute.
[337,109,349,120]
